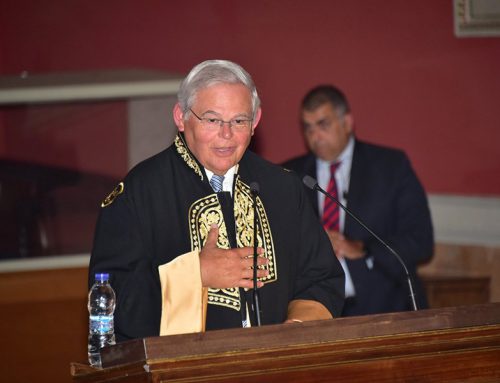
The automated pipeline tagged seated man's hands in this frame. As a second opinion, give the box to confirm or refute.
[200,225,269,289]
[326,230,365,260]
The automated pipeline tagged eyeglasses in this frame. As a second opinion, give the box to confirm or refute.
[189,108,253,131]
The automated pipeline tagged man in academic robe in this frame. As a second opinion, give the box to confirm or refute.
[89,60,345,341]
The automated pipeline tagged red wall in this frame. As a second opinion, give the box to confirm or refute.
[2,102,128,177]
[0,23,5,153]
[1,1,499,195]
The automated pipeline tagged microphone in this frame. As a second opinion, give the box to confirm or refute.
[302,175,418,311]
[250,182,262,325]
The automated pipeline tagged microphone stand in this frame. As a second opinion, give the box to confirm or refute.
[250,182,262,326]
[303,176,418,311]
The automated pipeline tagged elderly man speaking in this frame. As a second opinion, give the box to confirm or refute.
[89,60,345,341]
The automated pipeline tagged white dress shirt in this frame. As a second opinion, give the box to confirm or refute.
[316,136,358,297]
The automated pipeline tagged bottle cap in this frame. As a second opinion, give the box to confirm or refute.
[95,273,110,282]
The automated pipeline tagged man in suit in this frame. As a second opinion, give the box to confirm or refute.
[283,85,434,316]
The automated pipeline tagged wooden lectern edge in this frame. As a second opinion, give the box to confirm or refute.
[96,303,500,369]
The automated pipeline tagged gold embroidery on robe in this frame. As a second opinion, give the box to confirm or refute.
[189,194,240,310]
[177,131,277,312]
[188,177,277,312]
[233,176,277,283]
[101,182,124,208]
[174,134,204,181]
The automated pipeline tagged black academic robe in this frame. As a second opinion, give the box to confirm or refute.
[283,139,434,315]
[89,134,345,341]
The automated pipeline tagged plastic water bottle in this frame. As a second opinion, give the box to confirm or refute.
[87,273,116,367]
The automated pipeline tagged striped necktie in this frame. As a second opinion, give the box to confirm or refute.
[322,162,341,231]
[210,174,225,193]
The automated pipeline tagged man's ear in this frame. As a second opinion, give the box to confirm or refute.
[251,107,262,136]
[343,113,354,134]
[173,103,185,132]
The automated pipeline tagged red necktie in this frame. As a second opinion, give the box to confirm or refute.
[322,162,341,231]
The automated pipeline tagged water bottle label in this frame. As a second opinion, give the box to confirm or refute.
[90,315,114,334]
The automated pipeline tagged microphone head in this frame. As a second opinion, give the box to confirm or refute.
[302,175,318,190]
[250,181,260,194]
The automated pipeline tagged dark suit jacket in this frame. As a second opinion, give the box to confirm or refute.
[283,139,434,316]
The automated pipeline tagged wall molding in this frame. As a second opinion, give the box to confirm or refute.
[429,193,500,246]
[0,254,89,273]
[454,0,500,37]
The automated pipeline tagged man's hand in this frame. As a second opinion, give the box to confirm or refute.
[199,225,269,289]
[326,230,365,260]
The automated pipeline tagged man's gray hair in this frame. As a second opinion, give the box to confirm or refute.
[178,59,261,120]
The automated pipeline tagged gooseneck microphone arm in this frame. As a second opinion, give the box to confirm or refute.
[302,175,418,311]
[250,182,262,325]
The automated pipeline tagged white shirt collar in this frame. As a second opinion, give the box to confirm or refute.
[315,134,355,212]
[316,134,355,170]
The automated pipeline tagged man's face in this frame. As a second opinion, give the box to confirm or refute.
[174,83,261,175]
[302,102,353,162]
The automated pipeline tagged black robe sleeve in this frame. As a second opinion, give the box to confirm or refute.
[89,178,162,342]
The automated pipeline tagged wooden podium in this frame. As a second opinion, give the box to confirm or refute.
[71,303,500,382]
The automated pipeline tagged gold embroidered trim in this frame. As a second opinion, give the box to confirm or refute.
[188,194,240,310]
[188,177,277,312]
[101,182,124,208]
[189,195,230,251]
[207,287,241,310]
[174,134,204,181]
[234,177,277,283]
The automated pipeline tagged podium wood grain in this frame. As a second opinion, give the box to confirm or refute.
[71,303,500,383]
